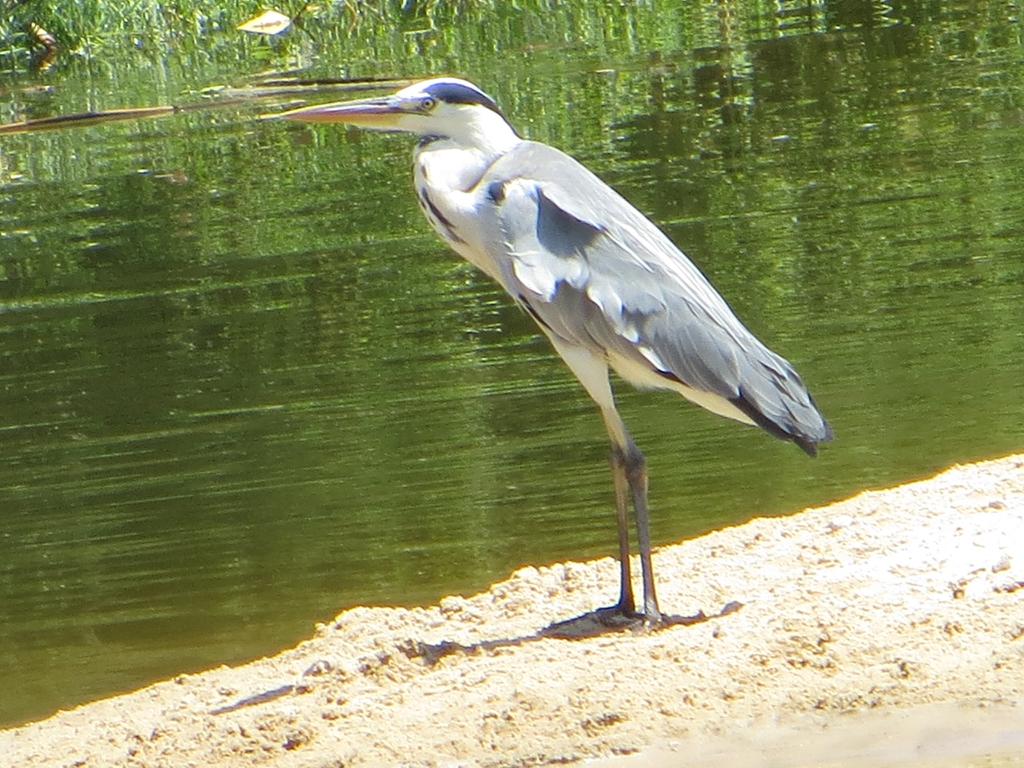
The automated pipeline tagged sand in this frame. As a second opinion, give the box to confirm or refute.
[2,454,1022,768]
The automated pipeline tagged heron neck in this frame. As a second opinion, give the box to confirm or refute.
[414,134,519,193]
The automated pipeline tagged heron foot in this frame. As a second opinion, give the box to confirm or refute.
[540,604,661,638]
[540,601,740,639]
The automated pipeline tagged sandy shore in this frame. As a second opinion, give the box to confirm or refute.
[2,454,1023,767]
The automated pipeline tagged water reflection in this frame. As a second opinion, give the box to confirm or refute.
[2,2,1023,727]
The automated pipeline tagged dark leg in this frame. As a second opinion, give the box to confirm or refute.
[539,341,666,632]
[620,444,661,621]
[609,449,636,615]
[600,408,663,623]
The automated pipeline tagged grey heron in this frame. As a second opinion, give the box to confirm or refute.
[281,77,832,624]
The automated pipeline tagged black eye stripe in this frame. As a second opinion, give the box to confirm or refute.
[422,81,503,117]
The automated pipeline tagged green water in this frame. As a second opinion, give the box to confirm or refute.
[1,2,1023,726]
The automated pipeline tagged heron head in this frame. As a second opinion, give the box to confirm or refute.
[280,77,520,152]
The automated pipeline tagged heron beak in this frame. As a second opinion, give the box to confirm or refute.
[278,96,406,129]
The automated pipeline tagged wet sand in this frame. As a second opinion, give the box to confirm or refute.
[2,454,1022,767]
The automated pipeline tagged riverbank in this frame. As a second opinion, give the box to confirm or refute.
[2,454,1022,767]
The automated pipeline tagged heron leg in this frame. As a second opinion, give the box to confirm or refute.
[603,409,661,623]
[541,337,663,623]
[621,444,661,622]
[609,449,635,614]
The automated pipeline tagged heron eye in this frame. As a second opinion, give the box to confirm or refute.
[419,96,437,112]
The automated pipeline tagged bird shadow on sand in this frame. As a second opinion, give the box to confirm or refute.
[401,600,744,665]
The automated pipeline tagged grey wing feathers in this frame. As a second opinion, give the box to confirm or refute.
[481,142,833,455]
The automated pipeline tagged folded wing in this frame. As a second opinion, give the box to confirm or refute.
[478,142,833,455]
